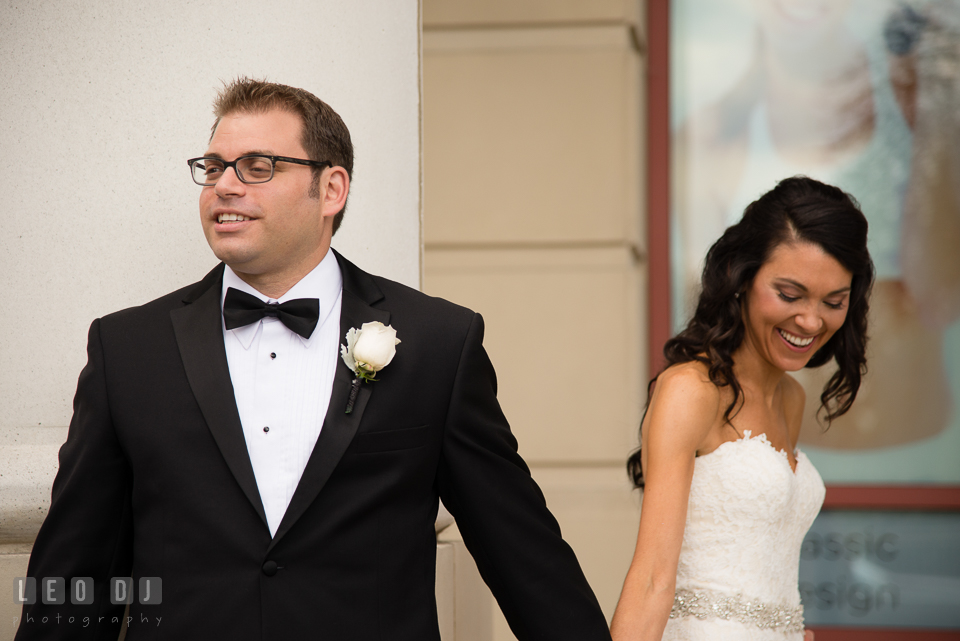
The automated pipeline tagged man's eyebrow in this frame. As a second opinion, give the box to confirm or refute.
[202,150,274,159]
[775,278,851,296]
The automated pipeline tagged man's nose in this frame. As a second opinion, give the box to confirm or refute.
[214,166,245,197]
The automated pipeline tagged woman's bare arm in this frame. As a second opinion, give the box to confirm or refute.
[610,365,719,640]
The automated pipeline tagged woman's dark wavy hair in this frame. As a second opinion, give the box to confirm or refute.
[628,176,874,488]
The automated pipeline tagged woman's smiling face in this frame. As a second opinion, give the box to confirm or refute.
[741,241,853,372]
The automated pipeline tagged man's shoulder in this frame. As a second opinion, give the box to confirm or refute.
[337,252,476,330]
[372,274,474,320]
[367,275,482,350]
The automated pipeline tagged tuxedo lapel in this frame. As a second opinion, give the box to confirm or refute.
[269,252,389,549]
[170,264,269,529]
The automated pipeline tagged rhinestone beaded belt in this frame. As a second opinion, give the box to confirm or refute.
[669,587,805,633]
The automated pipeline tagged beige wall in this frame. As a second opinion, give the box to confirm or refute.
[423,1,646,637]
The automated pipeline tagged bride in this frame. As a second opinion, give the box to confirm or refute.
[610,177,874,640]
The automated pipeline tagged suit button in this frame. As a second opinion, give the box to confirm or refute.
[262,560,278,577]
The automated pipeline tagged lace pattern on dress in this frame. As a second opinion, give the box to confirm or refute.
[669,587,805,633]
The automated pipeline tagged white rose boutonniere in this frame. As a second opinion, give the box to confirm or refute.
[341,321,400,413]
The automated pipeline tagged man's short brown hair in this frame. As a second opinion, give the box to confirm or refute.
[212,77,354,234]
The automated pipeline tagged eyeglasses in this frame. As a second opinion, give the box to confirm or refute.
[187,155,332,186]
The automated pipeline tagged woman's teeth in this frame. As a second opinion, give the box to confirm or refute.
[778,329,814,347]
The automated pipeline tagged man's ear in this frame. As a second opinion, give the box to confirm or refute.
[319,166,350,218]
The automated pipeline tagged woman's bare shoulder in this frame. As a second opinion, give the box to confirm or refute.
[650,362,723,431]
[657,360,717,390]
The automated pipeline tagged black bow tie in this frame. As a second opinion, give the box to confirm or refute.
[222,287,320,339]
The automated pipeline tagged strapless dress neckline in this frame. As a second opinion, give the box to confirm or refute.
[700,430,799,474]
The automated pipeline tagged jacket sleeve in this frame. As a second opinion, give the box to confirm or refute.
[16,319,132,640]
[436,313,612,641]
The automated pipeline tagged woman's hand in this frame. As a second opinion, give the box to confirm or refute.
[804,629,815,641]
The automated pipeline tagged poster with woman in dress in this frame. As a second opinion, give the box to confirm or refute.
[671,0,960,483]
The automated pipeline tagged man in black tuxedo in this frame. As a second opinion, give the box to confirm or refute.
[16,79,611,640]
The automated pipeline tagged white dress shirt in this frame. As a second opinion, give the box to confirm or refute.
[221,251,343,537]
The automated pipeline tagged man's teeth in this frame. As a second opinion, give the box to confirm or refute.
[778,329,814,347]
[218,213,250,222]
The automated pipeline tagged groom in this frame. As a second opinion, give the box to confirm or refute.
[16,79,611,640]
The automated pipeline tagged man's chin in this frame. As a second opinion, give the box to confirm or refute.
[215,256,262,278]
[207,242,259,269]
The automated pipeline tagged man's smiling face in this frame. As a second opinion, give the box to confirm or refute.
[199,108,329,284]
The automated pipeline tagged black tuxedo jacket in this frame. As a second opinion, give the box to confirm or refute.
[17,252,610,641]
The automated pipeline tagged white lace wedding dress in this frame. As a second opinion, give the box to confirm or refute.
[661,431,825,640]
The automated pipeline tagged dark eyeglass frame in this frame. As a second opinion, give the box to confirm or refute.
[187,154,332,185]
